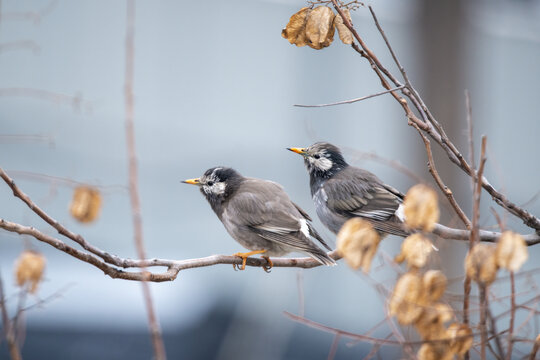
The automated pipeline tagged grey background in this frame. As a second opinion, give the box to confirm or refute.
[1,0,539,359]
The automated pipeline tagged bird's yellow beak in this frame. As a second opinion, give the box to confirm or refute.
[182,178,200,185]
[287,147,307,155]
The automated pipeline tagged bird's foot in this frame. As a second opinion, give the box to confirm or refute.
[232,249,267,270]
[261,256,273,273]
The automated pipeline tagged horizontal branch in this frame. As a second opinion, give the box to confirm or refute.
[433,224,540,245]
[1,167,538,284]
[0,218,341,282]
[1,216,538,283]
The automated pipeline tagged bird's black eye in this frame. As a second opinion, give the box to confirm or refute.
[313,154,320,159]
[207,181,214,186]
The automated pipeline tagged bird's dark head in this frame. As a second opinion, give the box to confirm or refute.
[288,142,348,179]
[183,167,243,207]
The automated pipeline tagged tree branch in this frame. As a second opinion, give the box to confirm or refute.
[0,218,342,282]
[293,86,404,108]
[327,2,540,232]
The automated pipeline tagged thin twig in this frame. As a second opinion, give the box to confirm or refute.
[486,300,505,359]
[327,333,340,360]
[507,271,516,360]
[530,335,540,360]
[123,1,166,358]
[284,311,481,347]
[479,284,487,360]
[465,90,475,190]
[413,123,471,228]
[294,86,404,108]
[0,271,22,360]
[0,87,88,110]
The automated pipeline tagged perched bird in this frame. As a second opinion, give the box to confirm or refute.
[288,142,408,237]
[183,167,335,270]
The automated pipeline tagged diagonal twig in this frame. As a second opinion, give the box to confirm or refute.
[294,86,404,108]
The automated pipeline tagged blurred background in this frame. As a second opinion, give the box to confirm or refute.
[1,0,539,359]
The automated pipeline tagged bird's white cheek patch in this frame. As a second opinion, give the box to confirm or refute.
[308,157,333,171]
[299,219,310,238]
[203,182,226,195]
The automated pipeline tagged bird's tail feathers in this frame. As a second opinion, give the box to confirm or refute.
[309,250,336,266]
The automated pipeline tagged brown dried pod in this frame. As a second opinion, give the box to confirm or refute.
[70,186,102,223]
[281,7,311,47]
[415,303,453,341]
[334,9,353,45]
[337,218,380,272]
[417,343,453,360]
[15,250,46,294]
[465,243,498,285]
[403,184,440,232]
[423,270,447,303]
[496,231,528,272]
[395,233,433,269]
[447,323,473,355]
[305,6,335,50]
[389,272,423,325]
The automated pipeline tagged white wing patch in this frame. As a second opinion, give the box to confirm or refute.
[395,203,405,222]
[299,219,309,238]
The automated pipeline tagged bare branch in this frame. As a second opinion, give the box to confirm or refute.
[123,1,166,358]
[0,272,22,360]
[0,88,90,111]
[294,86,404,108]
[0,218,343,281]
[413,123,471,228]
[326,3,540,232]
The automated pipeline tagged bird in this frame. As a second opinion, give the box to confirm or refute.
[182,166,335,271]
[287,142,408,238]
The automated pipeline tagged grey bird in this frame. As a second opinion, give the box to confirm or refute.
[288,143,408,237]
[183,167,335,270]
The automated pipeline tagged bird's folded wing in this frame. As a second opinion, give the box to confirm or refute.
[224,188,324,252]
[324,176,401,221]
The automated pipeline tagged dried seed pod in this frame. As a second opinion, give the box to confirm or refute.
[15,250,46,293]
[417,343,453,360]
[305,6,335,50]
[423,270,447,302]
[403,184,440,231]
[70,186,102,223]
[334,9,353,45]
[389,272,423,325]
[496,231,528,272]
[415,303,453,341]
[465,243,498,285]
[337,218,380,272]
[395,233,433,268]
[281,7,311,47]
[447,323,473,355]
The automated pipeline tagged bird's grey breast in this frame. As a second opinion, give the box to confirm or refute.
[313,186,345,234]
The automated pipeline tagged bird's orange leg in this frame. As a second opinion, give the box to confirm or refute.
[261,256,273,273]
[232,249,267,270]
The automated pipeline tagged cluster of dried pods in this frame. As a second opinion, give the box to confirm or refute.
[281,6,353,50]
[336,183,530,359]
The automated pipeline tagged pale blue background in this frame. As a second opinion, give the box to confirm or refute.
[1,0,539,358]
